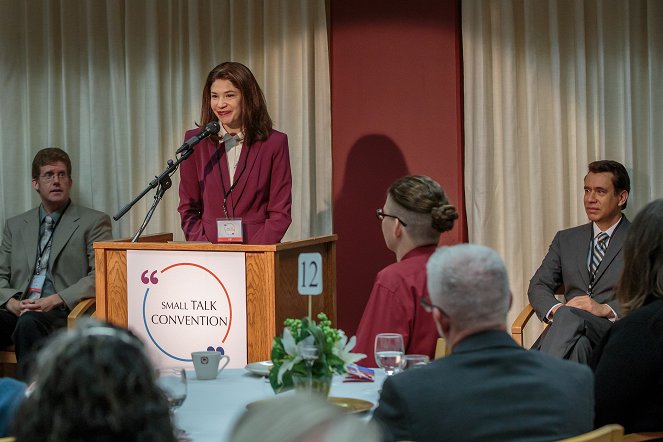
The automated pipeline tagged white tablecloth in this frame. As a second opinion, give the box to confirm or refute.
[177,368,385,442]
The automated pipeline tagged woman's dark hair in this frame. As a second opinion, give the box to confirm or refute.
[617,198,663,315]
[388,175,458,244]
[199,61,272,147]
[14,319,176,442]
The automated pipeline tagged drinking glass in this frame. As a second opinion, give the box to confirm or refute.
[301,344,319,378]
[156,367,187,411]
[403,354,430,370]
[374,333,405,376]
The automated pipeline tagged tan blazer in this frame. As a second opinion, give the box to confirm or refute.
[0,203,112,310]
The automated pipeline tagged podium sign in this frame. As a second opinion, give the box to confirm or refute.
[127,250,247,369]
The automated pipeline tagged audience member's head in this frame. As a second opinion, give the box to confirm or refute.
[380,175,458,254]
[14,319,176,442]
[426,244,511,343]
[230,394,380,442]
[617,198,663,315]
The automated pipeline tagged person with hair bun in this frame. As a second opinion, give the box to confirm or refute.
[354,175,458,365]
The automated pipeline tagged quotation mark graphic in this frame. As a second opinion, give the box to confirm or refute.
[206,345,225,355]
[141,270,159,284]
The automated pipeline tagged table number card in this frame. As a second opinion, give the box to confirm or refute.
[297,252,323,295]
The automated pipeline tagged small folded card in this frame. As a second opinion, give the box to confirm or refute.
[343,364,375,383]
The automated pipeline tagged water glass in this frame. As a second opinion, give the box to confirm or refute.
[403,354,430,370]
[156,367,187,411]
[374,333,404,376]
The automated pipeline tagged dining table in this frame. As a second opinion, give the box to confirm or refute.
[176,367,386,442]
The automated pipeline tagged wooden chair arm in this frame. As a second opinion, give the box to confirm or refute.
[67,298,96,329]
[624,432,663,441]
[0,350,17,364]
[511,304,538,346]
[556,424,623,441]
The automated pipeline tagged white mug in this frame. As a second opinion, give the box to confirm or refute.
[191,351,230,380]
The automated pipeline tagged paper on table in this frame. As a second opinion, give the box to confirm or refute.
[343,364,374,382]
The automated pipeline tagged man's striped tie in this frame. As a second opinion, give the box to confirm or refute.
[590,232,609,275]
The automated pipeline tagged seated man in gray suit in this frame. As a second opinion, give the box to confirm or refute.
[372,244,593,442]
[529,160,630,363]
[0,148,112,379]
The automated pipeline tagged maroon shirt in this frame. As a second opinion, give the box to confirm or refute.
[354,245,439,367]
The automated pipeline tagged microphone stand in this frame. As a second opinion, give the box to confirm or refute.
[114,148,195,242]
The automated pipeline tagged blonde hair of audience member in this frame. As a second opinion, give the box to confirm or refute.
[426,244,512,350]
[14,319,176,442]
[230,394,380,442]
[383,175,458,260]
[617,198,663,316]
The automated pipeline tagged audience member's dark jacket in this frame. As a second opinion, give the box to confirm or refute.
[591,297,663,432]
[372,330,594,442]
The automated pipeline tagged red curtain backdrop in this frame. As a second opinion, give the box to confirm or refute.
[330,0,467,335]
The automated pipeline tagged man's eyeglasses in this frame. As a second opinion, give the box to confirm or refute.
[420,295,441,313]
[375,208,408,227]
[39,172,69,182]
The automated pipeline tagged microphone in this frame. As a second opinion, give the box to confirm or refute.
[176,121,221,154]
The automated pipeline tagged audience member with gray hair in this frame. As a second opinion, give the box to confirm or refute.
[13,318,176,442]
[354,175,458,365]
[372,244,594,442]
[230,393,380,442]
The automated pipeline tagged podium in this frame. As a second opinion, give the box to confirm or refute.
[93,234,337,362]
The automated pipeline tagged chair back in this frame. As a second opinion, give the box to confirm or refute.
[556,424,624,442]
[511,285,565,346]
[434,337,451,359]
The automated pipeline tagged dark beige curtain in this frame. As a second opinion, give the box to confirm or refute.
[462,0,663,343]
[0,0,332,241]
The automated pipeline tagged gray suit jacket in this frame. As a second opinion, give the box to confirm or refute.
[0,202,112,310]
[528,217,630,321]
[372,331,594,442]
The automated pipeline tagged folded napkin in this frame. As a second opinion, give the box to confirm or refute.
[343,364,375,383]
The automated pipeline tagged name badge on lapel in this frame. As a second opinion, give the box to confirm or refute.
[217,218,243,243]
[27,274,46,300]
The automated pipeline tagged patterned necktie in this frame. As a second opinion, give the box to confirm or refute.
[589,232,609,275]
[38,215,54,276]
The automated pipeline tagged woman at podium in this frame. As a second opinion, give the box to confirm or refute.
[178,62,292,244]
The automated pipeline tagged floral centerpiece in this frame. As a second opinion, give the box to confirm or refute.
[269,313,365,394]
